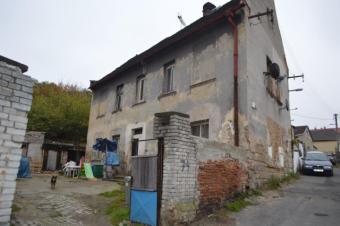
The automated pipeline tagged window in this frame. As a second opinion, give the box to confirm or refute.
[114,84,124,111]
[97,102,106,118]
[136,75,145,102]
[133,127,143,135]
[191,120,209,138]
[266,56,282,104]
[163,61,175,93]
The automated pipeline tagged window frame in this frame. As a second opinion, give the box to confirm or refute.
[114,84,124,112]
[163,61,175,94]
[191,119,209,139]
[136,75,146,103]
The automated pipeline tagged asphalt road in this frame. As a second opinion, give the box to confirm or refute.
[233,168,340,226]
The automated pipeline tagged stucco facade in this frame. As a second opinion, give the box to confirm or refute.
[87,0,291,181]
[313,141,337,154]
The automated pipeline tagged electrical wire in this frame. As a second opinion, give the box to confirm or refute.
[291,113,333,121]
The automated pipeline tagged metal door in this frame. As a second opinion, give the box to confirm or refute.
[130,138,164,226]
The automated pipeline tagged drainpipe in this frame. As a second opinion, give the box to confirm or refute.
[227,4,245,147]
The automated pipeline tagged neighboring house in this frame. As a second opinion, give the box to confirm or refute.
[0,55,34,225]
[22,131,85,172]
[86,0,292,223]
[293,125,314,151]
[311,128,340,154]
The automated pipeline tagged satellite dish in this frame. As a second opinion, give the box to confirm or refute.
[270,63,280,79]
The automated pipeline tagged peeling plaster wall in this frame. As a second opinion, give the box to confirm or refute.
[244,0,292,185]
[86,22,242,173]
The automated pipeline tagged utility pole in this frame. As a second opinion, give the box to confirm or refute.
[334,113,340,162]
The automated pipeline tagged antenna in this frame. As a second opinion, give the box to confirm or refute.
[177,13,186,27]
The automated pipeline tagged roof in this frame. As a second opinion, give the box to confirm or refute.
[89,0,243,90]
[0,55,28,73]
[293,126,308,136]
[311,128,339,141]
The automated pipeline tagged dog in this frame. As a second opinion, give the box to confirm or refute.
[50,176,57,189]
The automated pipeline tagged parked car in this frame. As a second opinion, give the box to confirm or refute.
[301,151,333,176]
[327,153,336,166]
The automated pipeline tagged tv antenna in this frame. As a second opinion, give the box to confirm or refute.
[177,13,186,27]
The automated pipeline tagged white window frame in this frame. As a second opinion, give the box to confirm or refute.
[163,62,174,93]
[114,84,124,111]
[191,120,209,139]
[136,75,145,102]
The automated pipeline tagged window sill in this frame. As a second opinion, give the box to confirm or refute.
[158,91,177,100]
[112,109,122,114]
[190,78,216,89]
[132,100,146,107]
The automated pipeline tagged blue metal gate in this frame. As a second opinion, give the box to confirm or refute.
[130,138,164,226]
[130,190,157,226]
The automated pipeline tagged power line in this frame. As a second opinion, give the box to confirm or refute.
[292,113,333,121]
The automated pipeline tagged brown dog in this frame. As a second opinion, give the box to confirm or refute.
[51,176,57,189]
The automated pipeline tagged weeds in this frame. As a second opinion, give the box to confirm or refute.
[100,189,129,225]
[225,189,262,212]
[226,198,252,212]
[265,173,300,190]
[11,204,21,213]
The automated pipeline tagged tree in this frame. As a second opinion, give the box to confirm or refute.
[27,82,92,144]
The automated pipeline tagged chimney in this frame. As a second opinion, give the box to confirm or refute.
[203,2,216,16]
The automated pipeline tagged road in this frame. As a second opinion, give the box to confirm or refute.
[233,168,340,226]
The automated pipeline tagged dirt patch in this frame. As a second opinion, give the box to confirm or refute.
[11,174,120,226]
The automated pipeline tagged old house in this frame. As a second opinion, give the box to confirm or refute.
[293,125,313,151]
[0,55,34,224]
[311,128,340,154]
[86,0,292,223]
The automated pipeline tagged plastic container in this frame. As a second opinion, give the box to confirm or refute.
[92,164,104,178]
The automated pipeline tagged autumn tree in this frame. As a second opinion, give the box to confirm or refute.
[27,82,91,144]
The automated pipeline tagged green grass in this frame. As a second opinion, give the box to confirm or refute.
[100,189,129,226]
[226,198,252,212]
[11,204,21,213]
[266,173,300,190]
[266,176,282,190]
[225,189,262,212]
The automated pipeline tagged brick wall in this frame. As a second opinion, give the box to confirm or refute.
[153,112,249,224]
[0,60,33,225]
[198,159,247,213]
[154,113,198,224]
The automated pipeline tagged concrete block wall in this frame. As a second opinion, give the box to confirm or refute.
[0,61,33,225]
[154,113,198,224]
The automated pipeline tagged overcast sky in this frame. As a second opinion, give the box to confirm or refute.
[1,0,339,129]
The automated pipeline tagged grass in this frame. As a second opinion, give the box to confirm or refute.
[226,198,252,212]
[225,189,262,212]
[11,204,21,213]
[226,173,300,212]
[100,189,129,226]
[266,173,300,190]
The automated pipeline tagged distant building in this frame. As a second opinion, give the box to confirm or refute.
[23,131,85,172]
[311,128,339,154]
[293,125,314,151]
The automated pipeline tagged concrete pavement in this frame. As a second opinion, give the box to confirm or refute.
[233,168,340,226]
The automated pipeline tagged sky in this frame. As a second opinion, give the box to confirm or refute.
[1,0,339,129]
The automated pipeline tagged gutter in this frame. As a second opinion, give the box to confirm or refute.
[226,3,245,147]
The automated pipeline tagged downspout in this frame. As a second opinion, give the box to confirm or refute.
[226,4,245,147]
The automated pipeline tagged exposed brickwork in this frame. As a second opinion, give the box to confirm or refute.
[0,60,33,225]
[198,159,247,213]
[154,113,198,224]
